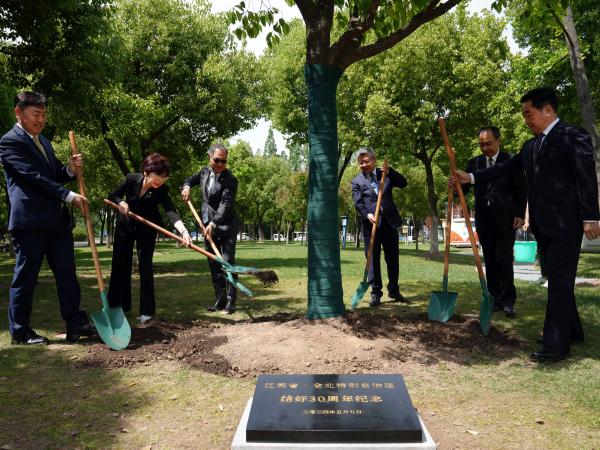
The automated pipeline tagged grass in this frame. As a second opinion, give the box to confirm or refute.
[1,241,599,449]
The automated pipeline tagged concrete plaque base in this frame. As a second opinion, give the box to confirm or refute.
[232,398,437,450]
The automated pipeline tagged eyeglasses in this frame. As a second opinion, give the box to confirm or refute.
[212,158,227,164]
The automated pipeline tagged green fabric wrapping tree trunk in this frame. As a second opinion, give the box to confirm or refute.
[305,64,346,319]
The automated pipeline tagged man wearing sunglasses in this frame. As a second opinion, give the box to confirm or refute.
[181,144,239,313]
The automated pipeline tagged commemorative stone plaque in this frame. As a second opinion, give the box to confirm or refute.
[245,374,423,444]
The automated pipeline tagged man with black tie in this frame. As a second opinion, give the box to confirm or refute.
[0,91,95,345]
[181,144,239,314]
[454,87,600,362]
[351,147,408,307]
[463,127,527,317]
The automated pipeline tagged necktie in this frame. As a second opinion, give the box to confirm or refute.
[486,157,494,205]
[532,133,544,166]
[208,172,219,194]
[370,173,378,194]
[32,135,49,163]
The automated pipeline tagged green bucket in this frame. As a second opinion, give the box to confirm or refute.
[514,241,537,263]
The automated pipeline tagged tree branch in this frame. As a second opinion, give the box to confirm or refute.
[140,115,181,152]
[342,0,463,68]
[100,116,131,176]
[329,0,381,60]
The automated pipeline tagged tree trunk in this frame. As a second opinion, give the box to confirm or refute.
[561,6,600,205]
[420,153,439,257]
[304,64,346,320]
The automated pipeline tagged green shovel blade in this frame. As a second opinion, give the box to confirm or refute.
[90,290,131,351]
[224,271,254,297]
[351,270,370,309]
[428,276,458,322]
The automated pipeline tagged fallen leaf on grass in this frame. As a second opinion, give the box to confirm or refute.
[120,428,129,433]
[71,431,79,437]
[218,404,224,411]
[465,430,479,435]
[35,392,45,398]
[169,395,178,400]
[535,418,544,425]
[69,355,79,360]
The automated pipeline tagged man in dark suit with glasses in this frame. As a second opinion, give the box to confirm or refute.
[182,144,239,314]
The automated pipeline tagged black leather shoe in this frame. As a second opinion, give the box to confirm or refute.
[530,348,569,363]
[504,305,515,317]
[389,293,409,304]
[223,302,236,314]
[369,297,381,307]
[207,302,226,312]
[536,337,584,345]
[66,323,96,343]
[11,328,49,345]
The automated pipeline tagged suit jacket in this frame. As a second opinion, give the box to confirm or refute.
[464,151,527,231]
[351,167,408,230]
[109,173,181,235]
[475,121,600,237]
[0,124,74,230]
[183,167,239,237]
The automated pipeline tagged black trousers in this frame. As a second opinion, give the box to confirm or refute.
[108,227,157,316]
[8,224,87,335]
[536,231,584,354]
[363,218,400,298]
[477,216,517,307]
[205,233,237,306]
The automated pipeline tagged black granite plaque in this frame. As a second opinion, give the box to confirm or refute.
[246,374,423,443]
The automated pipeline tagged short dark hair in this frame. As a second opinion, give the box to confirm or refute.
[520,87,558,112]
[14,91,47,109]
[141,153,170,176]
[208,143,228,156]
[478,126,501,140]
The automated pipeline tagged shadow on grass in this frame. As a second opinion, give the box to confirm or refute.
[0,344,152,449]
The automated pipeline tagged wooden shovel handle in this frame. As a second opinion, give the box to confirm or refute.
[438,118,485,279]
[365,160,388,272]
[186,200,222,259]
[103,199,217,261]
[68,131,106,292]
[443,181,453,278]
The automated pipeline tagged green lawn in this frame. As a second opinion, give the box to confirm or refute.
[1,241,599,449]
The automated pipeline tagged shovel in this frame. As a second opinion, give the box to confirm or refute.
[103,199,255,297]
[428,181,458,322]
[438,118,493,335]
[68,132,131,350]
[186,200,278,285]
[351,160,388,309]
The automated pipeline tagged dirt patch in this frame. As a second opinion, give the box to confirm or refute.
[80,312,523,376]
[79,320,231,374]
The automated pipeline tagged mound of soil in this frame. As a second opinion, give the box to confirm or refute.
[80,312,523,376]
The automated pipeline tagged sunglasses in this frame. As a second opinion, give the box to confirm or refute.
[212,158,227,164]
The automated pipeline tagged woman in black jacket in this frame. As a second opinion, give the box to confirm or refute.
[108,153,191,323]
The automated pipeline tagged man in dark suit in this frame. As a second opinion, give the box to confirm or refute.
[0,91,95,345]
[351,147,408,307]
[181,143,239,314]
[454,87,600,362]
[463,126,527,317]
